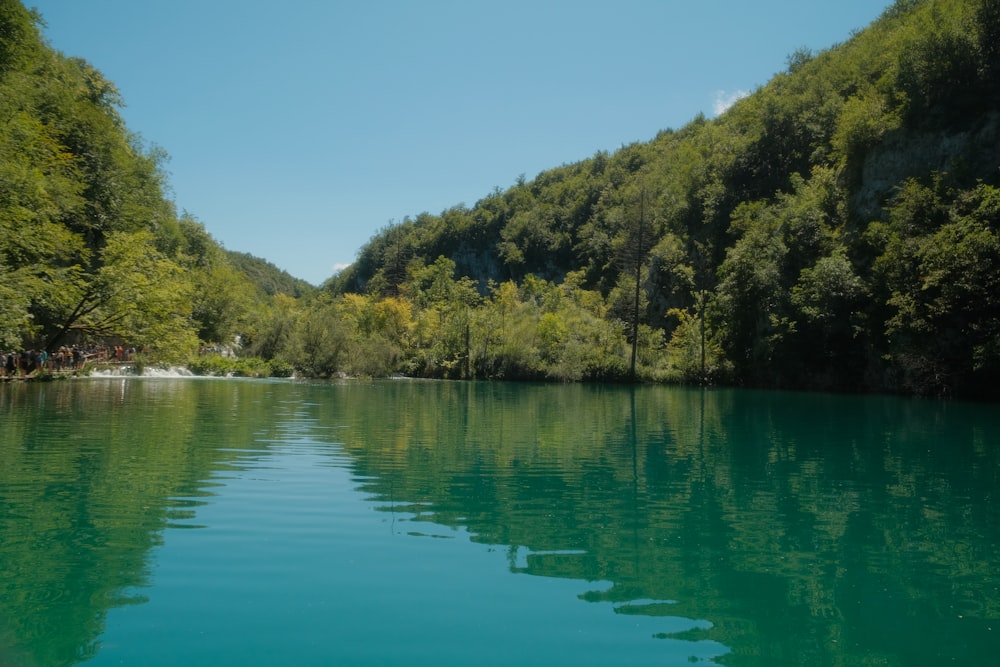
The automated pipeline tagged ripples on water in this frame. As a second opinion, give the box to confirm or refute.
[0,379,997,666]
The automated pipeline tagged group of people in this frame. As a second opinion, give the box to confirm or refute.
[1,344,135,378]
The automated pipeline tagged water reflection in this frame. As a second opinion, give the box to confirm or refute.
[330,382,999,665]
[1,379,997,666]
[0,379,279,667]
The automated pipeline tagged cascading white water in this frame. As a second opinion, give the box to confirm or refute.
[88,366,196,378]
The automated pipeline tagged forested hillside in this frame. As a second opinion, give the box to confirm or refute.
[0,1,306,365]
[318,0,1000,397]
[225,251,315,299]
[4,0,999,397]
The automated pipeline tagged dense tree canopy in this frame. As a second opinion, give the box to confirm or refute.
[5,0,999,398]
[315,0,1000,398]
[0,0,309,365]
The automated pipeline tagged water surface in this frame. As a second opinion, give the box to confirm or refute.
[1,378,997,666]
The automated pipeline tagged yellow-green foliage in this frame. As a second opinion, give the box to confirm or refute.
[0,2,307,359]
[320,0,1000,396]
[6,0,1000,396]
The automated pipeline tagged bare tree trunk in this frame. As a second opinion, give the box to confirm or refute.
[630,192,644,382]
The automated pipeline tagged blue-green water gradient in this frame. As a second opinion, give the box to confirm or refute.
[0,378,997,666]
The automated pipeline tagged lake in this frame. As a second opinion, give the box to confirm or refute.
[0,377,997,666]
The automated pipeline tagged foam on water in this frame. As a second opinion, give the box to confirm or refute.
[88,365,195,378]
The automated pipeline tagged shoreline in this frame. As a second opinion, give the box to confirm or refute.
[0,361,142,382]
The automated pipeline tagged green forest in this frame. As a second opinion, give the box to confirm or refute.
[2,0,999,398]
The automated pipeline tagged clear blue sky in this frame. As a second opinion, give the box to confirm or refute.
[30,1,890,285]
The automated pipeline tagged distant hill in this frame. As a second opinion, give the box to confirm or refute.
[226,251,316,298]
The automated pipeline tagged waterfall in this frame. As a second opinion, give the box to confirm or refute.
[88,365,196,378]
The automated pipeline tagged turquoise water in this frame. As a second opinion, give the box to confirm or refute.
[1,378,997,666]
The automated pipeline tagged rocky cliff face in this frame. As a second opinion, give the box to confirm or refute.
[854,111,1000,221]
[453,240,505,288]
